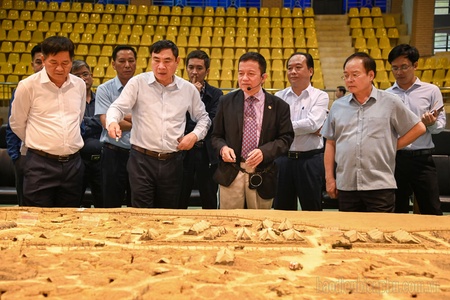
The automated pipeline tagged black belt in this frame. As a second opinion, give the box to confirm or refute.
[132,145,179,160]
[287,149,323,159]
[397,149,434,157]
[29,148,79,163]
[103,142,130,153]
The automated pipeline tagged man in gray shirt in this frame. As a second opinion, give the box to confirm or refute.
[95,45,137,208]
[321,52,426,212]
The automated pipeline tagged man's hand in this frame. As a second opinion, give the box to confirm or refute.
[421,111,438,127]
[220,146,236,163]
[107,122,121,140]
[192,77,202,92]
[245,149,263,169]
[313,127,323,137]
[326,177,338,199]
[177,132,197,150]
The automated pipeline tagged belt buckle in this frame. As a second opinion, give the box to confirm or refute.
[58,155,70,163]
[91,154,101,161]
[157,152,166,160]
[288,152,298,159]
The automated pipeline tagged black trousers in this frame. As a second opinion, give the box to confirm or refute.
[274,153,324,211]
[338,189,395,212]
[13,155,25,206]
[395,154,442,215]
[81,154,103,208]
[22,151,84,207]
[127,149,183,209]
[179,145,218,209]
[101,145,131,208]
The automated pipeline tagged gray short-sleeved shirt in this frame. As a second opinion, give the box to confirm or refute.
[95,76,131,149]
[321,86,420,191]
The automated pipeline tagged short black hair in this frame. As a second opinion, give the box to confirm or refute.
[287,52,314,69]
[150,40,179,58]
[41,36,74,59]
[31,44,42,57]
[186,50,210,70]
[387,44,420,64]
[238,52,266,75]
[71,60,91,73]
[112,45,137,61]
[337,86,346,94]
[343,52,377,77]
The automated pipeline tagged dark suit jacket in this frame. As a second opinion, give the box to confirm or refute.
[184,81,223,164]
[211,89,294,199]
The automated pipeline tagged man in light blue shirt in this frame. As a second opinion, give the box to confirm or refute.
[95,45,136,208]
[106,40,210,209]
[322,52,426,212]
[386,44,445,215]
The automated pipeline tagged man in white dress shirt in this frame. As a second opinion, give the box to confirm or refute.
[10,36,86,207]
[274,52,329,211]
[106,40,210,208]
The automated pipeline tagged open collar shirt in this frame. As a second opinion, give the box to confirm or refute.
[95,76,131,149]
[386,77,446,150]
[321,86,420,191]
[106,72,211,153]
[9,68,86,156]
[275,84,329,151]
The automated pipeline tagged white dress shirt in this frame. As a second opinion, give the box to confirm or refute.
[10,67,86,155]
[106,72,211,153]
[275,84,329,151]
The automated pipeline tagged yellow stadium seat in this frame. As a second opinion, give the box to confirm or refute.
[75,44,88,56]
[436,57,449,69]
[271,18,281,28]
[210,48,222,59]
[366,37,378,49]
[8,53,20,65]
[387,28,399,39]
[45,11,57,22]
[14,62,28,75]
[20,10,31,21]
[159,5,170,15]
[248,17,258,28]
[349,17,361,29]
[0,62,13,75]
[116,4,126,15]
[359,7,370,17]
[225,17,236,27]
[93,3,104,13]
[78,13,89,24]
[421,70,433,83]
[378,36,391,49]
[303,7,314,17]
[223,36,235,48]
[281,18,292,28]
[234,36,246,48]
[85,23,97,34]
[304,18,315,28]
[370,47,382,59]
[200,35,211,47]
[121,24,132,35]
[351,28,363,39]
[117,34,129,44]
[348,7,359,18]
[93,33,105,44]
[93,66,105,78]
[434,69,446,82]
[90,14,101,24]
[223,48,234,60]
[25,1,36,11]
[124,15,135,25]
[424,57,437,70]
[31,30,43,43]
[236,27,247,37]
[136,15,147,25]
[384,15,396,28]
[293,18,304,28]
[97,56,110,68]
[147,16,158,26]
[364,28,376,39]
[361,17,373,29]
[354,37,366,49]
[248,27,258,37]
[371,7,382,17]
[295,37,307,48]
[375,59,385,71]
[259,18,270,28]
[140,33,152,46]
[13,20,25,31]
[104,33,117,45]
[31,11,42,22]
[113,15,123,25]
[226,6,236,17]
[66,12,78,23]
[126,4,137,15]
[25,20,36,31]
[236,17,247,27]
[236,7,247,17]
[307,37,318,48]
[109,24,120,35]
[376,28,387,38]
[48,22,60,33]
[19,30,31,42]
[372,17,384,28]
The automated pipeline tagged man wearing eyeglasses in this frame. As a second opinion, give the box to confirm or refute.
[386,44,445,215]
[71,60,103,208]
[321,52,426,212]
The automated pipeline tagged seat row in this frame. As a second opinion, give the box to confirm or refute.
[349,15,397,29]
[0,1,314,18]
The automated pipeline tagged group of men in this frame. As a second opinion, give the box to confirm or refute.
[5,35,446,215]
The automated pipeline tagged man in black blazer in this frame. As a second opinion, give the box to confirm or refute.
[179,50,223,209]
[212,52,294,209]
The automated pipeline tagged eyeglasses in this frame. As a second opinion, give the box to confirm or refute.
[341,73,362,81]
[391,65,412,72]
[74,72,91,78]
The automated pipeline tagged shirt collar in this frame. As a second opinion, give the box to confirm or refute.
[392,77,422,92]
[244,88,264,102]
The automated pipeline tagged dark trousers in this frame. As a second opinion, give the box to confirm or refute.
[395,154,442,215]
[338,189,395,212]
[101,145,131,208]
[274,153,324,211]
[179,146,218,209]
[22,151,84,207]
[13,155,25,206]
[127,149,183,208]
[81,154,103,208]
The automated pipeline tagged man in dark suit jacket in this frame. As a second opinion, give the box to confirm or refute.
[212,52,294,209]
[179,50,223,209]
